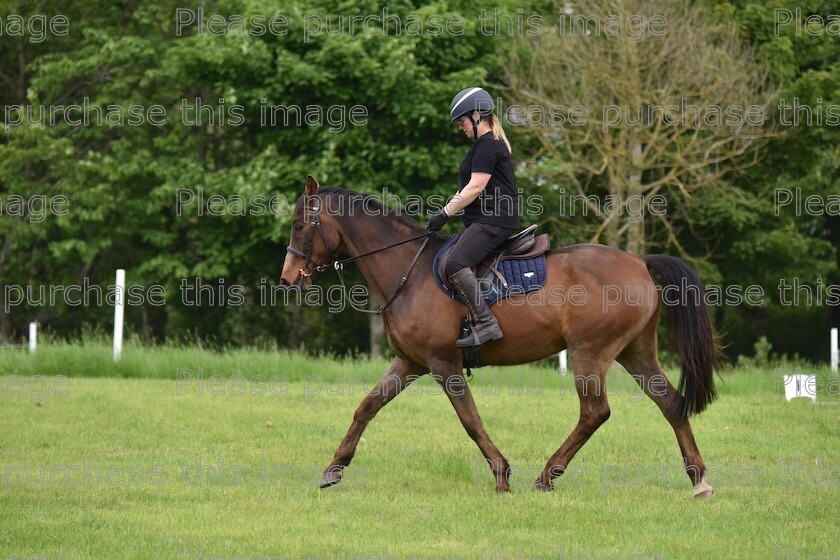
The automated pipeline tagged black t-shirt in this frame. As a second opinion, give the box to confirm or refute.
[457,131,520,229]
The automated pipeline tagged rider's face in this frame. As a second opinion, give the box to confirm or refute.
[457,114,473,138]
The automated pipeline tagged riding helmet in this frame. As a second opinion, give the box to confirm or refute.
[449,87,494,122]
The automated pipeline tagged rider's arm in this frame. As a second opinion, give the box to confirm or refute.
[443,172,491,216]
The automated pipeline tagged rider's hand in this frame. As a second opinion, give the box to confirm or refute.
[426,210,450,232]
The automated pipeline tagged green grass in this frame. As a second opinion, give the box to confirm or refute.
[0,336,396,382]
[1,342,838,559]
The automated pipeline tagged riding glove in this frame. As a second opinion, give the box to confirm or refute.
[426,210,450,232]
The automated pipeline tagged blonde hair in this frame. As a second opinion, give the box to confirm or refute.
[487,113,512,154]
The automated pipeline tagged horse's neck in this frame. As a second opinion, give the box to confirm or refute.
[337,215,436,308]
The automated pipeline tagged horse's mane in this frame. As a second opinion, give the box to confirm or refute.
[316,186,428,235]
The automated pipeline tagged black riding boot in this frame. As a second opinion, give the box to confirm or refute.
[448,267,504,348]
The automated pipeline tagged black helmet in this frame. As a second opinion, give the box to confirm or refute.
[450,87,494,142]
[449,87,494,122]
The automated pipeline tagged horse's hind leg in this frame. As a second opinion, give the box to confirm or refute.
[319,355,423,488]
[617,332,715,499]
[535,349,612,491]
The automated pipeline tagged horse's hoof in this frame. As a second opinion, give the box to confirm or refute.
[495,485,511,493]
[693,478,715,499]
[534,480,553,492]
[318,467,343,488]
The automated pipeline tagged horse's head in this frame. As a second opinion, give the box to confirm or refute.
[280,175,343,287]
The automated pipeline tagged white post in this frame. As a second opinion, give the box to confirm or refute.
[559,350,568,374]
[831,328,838,373]
[113,269,125,362]
[28,322,37,353]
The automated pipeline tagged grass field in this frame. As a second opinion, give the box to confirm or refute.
[1,341,838,559]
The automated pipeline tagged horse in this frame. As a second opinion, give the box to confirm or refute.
[280,175,721,499]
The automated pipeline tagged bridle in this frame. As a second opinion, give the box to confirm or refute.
[285,196,333,279]
[285,194,434,314]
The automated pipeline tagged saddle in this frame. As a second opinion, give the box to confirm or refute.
[436,224,550,291]
[433,225,551,374]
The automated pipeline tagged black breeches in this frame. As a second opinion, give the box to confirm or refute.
[444,222,518,278]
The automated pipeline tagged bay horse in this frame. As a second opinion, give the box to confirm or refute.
[280,176,721,499]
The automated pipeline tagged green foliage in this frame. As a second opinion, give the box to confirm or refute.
[1,0,838,361]
[0,0,522,350]
[736,335,774,368]
[692,1,840,360]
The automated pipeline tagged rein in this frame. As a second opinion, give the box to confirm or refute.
[285,195,434,315]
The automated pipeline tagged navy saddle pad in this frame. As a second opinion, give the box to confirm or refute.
[432,234,548,306]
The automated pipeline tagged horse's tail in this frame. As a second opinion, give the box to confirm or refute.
[642,254,721,418]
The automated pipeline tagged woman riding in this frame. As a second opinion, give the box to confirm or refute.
[426,87,521,348]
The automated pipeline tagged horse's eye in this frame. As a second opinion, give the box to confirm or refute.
[294,223,303,232]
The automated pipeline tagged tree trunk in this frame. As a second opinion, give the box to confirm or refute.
[624,141,645,255]
[369,300,383,359]
[148,306,169,343]
[625,220,645,255]
[0,291,11,342]
[0,232,16,341]
[736,304,769,341]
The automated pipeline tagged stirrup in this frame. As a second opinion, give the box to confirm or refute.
[456,319,503,348]
[457,325,482,348]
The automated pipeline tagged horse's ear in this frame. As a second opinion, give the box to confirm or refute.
[305,175,319,196]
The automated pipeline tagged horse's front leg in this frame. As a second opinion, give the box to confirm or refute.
[432,361,511,493]
[319,355,424,488]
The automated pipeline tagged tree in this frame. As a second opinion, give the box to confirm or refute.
[0,0,522,352]
[703,0,840,351]
[501,0,781,256]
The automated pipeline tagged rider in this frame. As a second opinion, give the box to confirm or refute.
[426,87,521,348]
